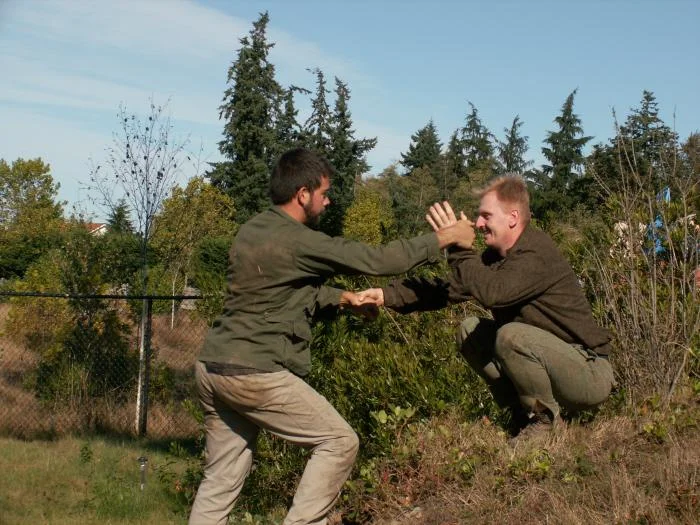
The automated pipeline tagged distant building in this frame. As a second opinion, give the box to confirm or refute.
[85,223,108,236]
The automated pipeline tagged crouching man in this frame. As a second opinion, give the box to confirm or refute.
[360,176,615,439]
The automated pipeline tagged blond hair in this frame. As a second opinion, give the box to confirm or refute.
[476,175,531,224]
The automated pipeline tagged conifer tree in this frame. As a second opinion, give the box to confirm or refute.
[209,12,283,223]
[275,86,309,157]
[618,90,679,190]
[304,68,332,155]
[444,130,467,180]
[534,89,592,218]
[541,89,592,191]
[461,102,495,176]
[400,120,442,177]
[587,91,679,200]
[439,130,466,199]
[322,78,377,236]
[497,115,532,174]
[106,199,133,234]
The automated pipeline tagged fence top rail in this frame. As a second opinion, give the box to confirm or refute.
[0,291,204,300]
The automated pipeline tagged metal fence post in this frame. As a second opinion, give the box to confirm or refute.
[135,297,153,436]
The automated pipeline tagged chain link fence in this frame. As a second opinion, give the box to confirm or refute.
[0,292,209,440]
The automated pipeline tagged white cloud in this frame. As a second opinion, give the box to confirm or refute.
[3,0,246,62]
[0,0,394,216]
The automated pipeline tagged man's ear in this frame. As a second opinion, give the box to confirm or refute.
[508,209,520,228]
[296,187,310,207]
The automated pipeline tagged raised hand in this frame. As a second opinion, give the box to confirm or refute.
[428,201,475,250]
[426,201,458,231]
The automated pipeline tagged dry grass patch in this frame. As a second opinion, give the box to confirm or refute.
[359,398,699,525]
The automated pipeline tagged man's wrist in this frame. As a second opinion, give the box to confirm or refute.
[436,229,452,249]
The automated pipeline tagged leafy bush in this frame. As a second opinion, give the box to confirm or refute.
[7,225,136,407]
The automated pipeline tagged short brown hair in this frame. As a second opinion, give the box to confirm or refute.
[269,148,335,205]
[476,175,531,224]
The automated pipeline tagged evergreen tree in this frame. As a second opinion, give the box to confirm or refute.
[322,78,377,236]
[444,130,467,179]
[438,130,466,199]
[304,68,333,155]
[497,115,532,174]
[106,198,133,234]
[618,90,679,190]
[400,120,442,177]
[586,91,679,197]
[275,86,309,156]
[535,89,592,218]
[461,102,495,176]
[209,12,283,223]
[542,89,592,189]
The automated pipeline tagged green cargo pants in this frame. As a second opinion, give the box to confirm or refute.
[457,317,615,418]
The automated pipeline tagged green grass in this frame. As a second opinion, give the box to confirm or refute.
[0,436,191,525]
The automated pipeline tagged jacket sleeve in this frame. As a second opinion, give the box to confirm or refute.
[382,253,473,313]
[294,229,441,277]
[315,285,343,310]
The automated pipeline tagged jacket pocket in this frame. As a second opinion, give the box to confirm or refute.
[290,320,312,343]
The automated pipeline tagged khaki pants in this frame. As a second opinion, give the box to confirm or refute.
[189,362,359,525]
[458,318,615,418]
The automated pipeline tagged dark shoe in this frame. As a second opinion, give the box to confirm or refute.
[509,411,562,446]
[506,408,532,437]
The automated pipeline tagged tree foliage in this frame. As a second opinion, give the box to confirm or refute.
[342,185,395,246]
[532,89,592,220]
[400,119,442,178]
[210,11,283,223]
[461,102,496,177]
[151,177,237,291]
[0,158,64,278]
[305,68,333,154]
[321,78,377,236]
[106,198,133,234]
[497,115,532,174]
[90,100,186,245]
[7,225,135,405]
[589,91,680,199]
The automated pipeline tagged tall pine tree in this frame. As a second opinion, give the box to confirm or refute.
[587,91,679,201]
[439,130,466,199]
[208,12,283,223]
[541,89,592,190]
[618,90,678,191]
[400,120,442,178]
[304,68,333,154]
[321,78,377,236]
[461,102,495,177]
[497,115,531,174]
[275,85,309,157]
[534,89,592,218]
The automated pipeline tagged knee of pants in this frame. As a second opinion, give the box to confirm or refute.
[494,323,522,361]
[456,316,482,349]
[329,430,359,463]
[346,431,360,459]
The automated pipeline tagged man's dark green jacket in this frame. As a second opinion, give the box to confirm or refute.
[199,206,440,377]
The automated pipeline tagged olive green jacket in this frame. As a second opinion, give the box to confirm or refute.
[199,206,440,376]
[383,225,612,355]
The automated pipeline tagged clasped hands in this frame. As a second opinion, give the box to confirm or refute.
[342,201,474,319]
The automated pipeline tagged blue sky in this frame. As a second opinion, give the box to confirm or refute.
[1,0,698,220]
